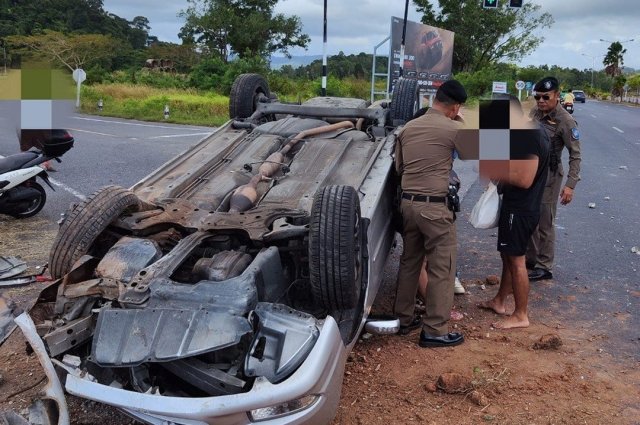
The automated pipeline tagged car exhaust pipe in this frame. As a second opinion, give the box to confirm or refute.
[230,121,355,213]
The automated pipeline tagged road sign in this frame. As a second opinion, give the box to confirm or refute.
[515,80,525,90]
[483,0,498,8]
[72,68,86,83]
[525,81,533,90]
[72,68,86,109]
[492,81,507,94]
[509,0,523,7]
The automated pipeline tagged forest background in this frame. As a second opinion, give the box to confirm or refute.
[1,0,638,126]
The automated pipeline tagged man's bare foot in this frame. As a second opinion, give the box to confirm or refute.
[477,299,506,315]
[492,315,529,329]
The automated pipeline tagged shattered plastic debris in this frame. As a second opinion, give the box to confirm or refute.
[604,196,610,201]
[631,246,640,255]
[619,165,628,170]
[588,203,596,209]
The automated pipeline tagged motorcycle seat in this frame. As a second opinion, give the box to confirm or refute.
[0,151,41,174]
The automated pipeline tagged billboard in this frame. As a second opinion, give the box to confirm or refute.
[390,17,455,94]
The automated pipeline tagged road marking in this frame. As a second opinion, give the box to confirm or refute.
[612,127,624,133]
[149,132,212,139]
[72,116,211,131]
[49,177,86,201]
[0,154,86,201]
[68,128,119,137]
[591,114,597,118]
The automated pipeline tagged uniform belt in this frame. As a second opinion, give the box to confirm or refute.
[402,193,446,203]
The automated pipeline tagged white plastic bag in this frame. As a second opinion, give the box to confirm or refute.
[470,182,501,229]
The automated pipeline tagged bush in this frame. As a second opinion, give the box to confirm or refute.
[188,56,270,95]
[135,69,189,89]
[188,56,227,92]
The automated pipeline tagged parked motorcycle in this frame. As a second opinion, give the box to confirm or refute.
[0,130,74,218]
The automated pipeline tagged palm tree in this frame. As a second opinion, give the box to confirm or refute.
[603,41,626,77]
[603,42,627,98]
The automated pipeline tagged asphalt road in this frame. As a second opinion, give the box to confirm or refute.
[0,104,214,224]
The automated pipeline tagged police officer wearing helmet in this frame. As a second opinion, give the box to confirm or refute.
[393,79,469,348]
[526,77,582,281]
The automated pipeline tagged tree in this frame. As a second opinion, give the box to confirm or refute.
[627,74,640,95]
[603,41,626,77]
[7,30,119,72]
[179,0,309,61]
[413,0,553,73]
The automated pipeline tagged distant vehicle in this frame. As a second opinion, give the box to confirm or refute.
[573,90,586,103]
[8,74,421,425]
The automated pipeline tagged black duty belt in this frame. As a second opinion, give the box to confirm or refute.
[402,193,446,203]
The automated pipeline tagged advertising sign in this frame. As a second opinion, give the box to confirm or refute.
[492,81,508,94]
[390,17,455,94]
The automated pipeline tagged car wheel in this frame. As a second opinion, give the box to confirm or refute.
[49,185,141,279]
[390,77,419,124]
[9,181,46,218]
[229,73,271,119]
[309,185,362,311]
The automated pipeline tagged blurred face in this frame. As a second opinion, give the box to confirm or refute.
[534,90,559,113]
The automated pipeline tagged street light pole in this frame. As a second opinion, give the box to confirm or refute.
[581,53,595,88]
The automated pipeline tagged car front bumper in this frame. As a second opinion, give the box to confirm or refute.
[61,316,346,425]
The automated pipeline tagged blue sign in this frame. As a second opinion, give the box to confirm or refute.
[525,81,533,90]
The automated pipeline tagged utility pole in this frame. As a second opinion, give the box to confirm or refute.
[321,0,327,96]
[1,39,6,75]
[581,53,596,88]
[399,0,409,77]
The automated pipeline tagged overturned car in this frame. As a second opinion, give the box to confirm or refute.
[13,74,420,424]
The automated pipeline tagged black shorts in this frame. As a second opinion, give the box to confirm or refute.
[497,210,539,256]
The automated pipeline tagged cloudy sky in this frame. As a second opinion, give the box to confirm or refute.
[103,0,640,70]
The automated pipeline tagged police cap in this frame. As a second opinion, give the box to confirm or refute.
[533,76,559,92]
[437,79,468,104]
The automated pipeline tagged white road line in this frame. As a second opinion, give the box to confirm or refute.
[49,177,86,201]
[612,127,624,133]
[72,116,210,131]
[0,154,86,201]
[149,132,212,139]
[68,128,119,137]
[591,114,597,118]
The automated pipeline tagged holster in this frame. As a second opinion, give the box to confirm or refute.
[549,150,559,173]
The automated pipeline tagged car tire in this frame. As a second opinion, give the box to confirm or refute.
[389,77,419,124]
[309,185,362,311]
[9,181,46,218]
[49,185,141,279]
[229,73,271,119]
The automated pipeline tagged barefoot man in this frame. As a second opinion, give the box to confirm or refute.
[478,97,550,329]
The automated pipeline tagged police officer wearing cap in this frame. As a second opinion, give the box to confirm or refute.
[526,77,581,281]
[393,79,469,348]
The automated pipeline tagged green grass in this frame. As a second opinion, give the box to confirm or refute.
[80,84,230,126]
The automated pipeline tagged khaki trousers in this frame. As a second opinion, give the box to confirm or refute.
[394,199,456,336]
[526,167,564,271]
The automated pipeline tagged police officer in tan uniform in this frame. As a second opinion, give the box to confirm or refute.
[393,80,469,348]
[526,77,581,281]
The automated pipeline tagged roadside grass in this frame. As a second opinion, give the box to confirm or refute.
[80,84,230,126]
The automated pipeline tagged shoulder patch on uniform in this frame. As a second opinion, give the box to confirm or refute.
[571,127,580,140]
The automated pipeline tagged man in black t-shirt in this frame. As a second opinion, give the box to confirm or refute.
[478,97,550,329]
